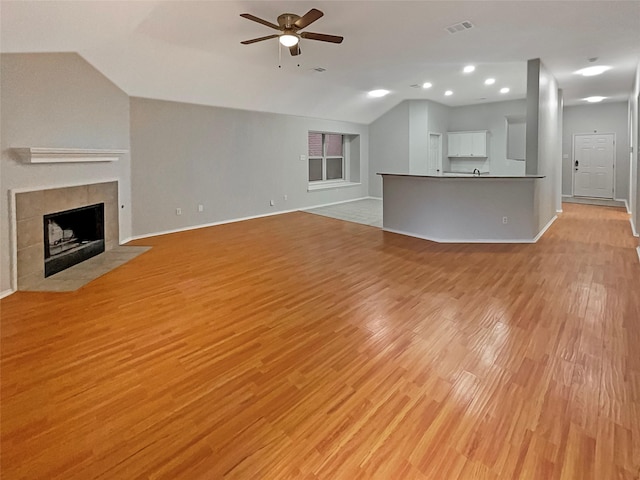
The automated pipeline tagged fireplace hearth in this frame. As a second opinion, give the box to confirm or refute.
[44,203,105,277]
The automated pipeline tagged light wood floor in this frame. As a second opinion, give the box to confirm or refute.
[2,203,639,479]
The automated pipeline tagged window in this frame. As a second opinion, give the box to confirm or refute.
[308,132,344,182]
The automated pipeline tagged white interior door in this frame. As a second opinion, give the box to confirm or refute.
[573,134,614,198]
[428,133,442,175]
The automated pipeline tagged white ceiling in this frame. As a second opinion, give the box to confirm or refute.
[2,1,639,124]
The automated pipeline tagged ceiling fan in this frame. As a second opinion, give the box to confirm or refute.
[240,8,343,56]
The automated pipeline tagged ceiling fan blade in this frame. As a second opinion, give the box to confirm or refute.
[240,13,280,30]
[289,44,301,56]
[294,8,323,29]
[300,32,344,44]
[241,34,279,45]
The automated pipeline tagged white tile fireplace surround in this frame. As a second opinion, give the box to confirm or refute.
[13,181,119,290]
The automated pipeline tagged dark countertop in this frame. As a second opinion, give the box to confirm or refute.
[377,172,545,179]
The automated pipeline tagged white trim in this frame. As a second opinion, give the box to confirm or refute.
[615,198,631,213]
[14,147,127,163]
[556,209,563,213]
[9,191,18,294]
[307,181,361,192]
[533,215,558,242]
[126,197,372,242]
[0,289,15,300]
[367,195,383,200]
[382,227,538,244]
[637,246,640,263]
[631,218,639,237]
[306,196,372,209]
[127,209,300,241]
[562,194,572,198]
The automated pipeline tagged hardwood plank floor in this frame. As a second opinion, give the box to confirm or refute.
[2,203,639,479]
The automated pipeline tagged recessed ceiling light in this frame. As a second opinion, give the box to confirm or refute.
[368,89,390,98]
[500,87,510,94]
[463,65,475,73]
[484,78,496,85]
[574,66,612,76]
[445,90,453,96]
[584,96,606,103]
[422,82,433,89]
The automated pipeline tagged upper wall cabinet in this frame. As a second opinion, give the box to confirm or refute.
[447,131,488,157]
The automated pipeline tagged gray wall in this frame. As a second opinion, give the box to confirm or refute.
[368,101,410,198]
[631,63,640,238]
[409,101,429,174]
[449,100,527,175]
[0,53,131,293]
[130,97,369,236]
[408,100,452,175]
[527,58,562,232]
[562,102,630,202]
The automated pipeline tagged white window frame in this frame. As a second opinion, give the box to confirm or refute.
[308,132,346,184]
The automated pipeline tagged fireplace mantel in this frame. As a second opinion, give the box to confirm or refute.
[14,147,127,164]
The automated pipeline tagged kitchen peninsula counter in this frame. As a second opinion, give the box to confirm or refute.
[378,173,546,243]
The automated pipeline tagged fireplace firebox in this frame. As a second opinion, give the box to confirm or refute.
[44,203,105,277]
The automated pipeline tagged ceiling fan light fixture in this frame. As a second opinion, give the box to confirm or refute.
[584,96,606,103]
[279,34,299,47]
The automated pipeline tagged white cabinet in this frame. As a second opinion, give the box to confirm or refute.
[447,131,487,157]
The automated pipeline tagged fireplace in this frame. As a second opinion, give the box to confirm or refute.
[44,203,105,277]
[14,181,118,289]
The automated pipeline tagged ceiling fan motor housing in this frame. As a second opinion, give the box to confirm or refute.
[277,14,301,29]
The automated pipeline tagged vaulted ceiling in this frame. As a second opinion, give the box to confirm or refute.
[2,1,639,124]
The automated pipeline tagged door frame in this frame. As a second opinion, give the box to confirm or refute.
[571,132,616,198]
[428,132,443,175]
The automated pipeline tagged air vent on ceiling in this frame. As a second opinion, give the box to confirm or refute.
[445,21,474,34]
[410,84,422,89]
[312,67,327,73]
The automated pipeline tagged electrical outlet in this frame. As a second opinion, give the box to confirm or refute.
[502,216,508,224]
[300,154,307,161]
[283,195,288,201]
[176,208,182,215]
[198,204,204,212]
[270,199,275,206]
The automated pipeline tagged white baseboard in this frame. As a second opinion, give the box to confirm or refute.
[631,218,639,238]
[614,198,631,214]
[637,247,640,263]
[305,196,372,209]
[126,208,301,242]
[0,289,16,299]
[562,194,572,198]
[533,215,558,242]
[382,227,537,244]
[126,197,371,243]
